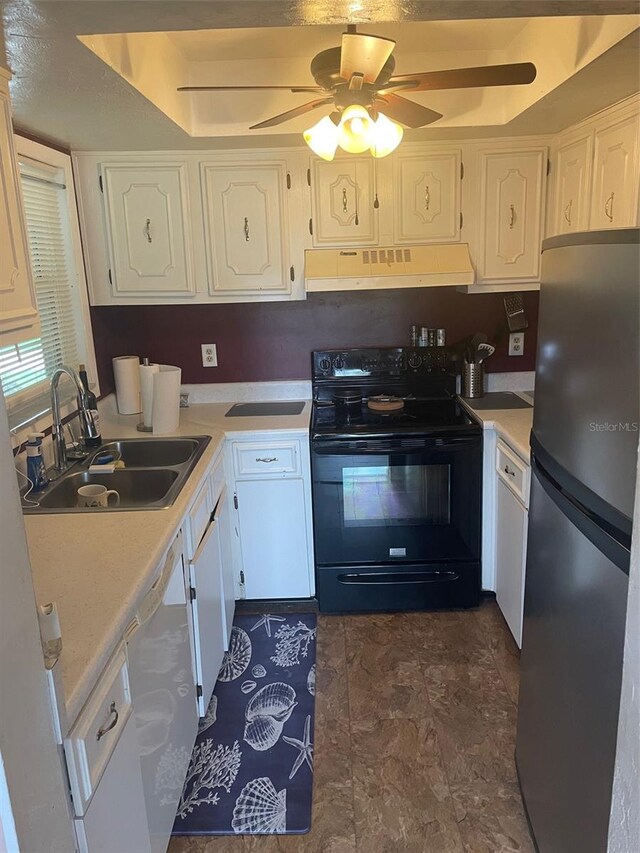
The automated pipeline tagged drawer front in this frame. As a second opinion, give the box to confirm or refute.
[233,440,300,478]
[186,476,212,558]
[64,645,132,817]
[496,439,530,506]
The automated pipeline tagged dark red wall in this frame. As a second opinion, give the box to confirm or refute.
[91,288,538,396]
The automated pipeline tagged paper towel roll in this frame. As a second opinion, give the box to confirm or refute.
[113,356,141,415]
[139,362,160,428]
[152,365,182,435]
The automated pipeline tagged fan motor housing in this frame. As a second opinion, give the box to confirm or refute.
[311,47,396,90]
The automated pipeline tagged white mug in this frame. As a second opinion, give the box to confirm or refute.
[77,484,120,508]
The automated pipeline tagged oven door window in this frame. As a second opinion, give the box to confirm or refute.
[312,442,481,565]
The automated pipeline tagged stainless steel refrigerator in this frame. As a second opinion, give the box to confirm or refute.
[516,229,639,853]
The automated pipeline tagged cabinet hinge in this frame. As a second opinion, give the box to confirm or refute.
[460,211,463,230]
[233,493,238,510]
[189,586,197,602]
[309,218,313,235]
[546,158,551,176]
[240,570,245,586]
[286,172,291,189]
[98,175,103,193]
[460,161,464,180]
[108,268,112,286]
[290,265,295,282]
[196,684,203,698]
[306,168,311,187]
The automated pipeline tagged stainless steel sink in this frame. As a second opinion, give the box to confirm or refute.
[92,438,201,468]
[22,435,211,514]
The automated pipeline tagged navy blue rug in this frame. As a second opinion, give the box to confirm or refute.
[172,612,317,836]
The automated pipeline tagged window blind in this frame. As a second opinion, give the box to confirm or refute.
[0,159,81,426]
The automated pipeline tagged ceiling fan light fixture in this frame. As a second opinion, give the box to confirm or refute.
[369,111,403,158]
[337,104,373,154]
[303,115,340,161]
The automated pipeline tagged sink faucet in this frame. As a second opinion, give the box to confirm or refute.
[50,366,99,474]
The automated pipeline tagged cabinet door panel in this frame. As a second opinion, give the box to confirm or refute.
[312,159,376,245]
[554,135,592,234]
[393,151,461,243]
[590,114,639,229]
[202,162,290,294]
[189,517,225,715]
[495,479,527,648]
[480,149,546,282]
[102,164,194,297]
[0,74,40,342]
[237,478,311,599]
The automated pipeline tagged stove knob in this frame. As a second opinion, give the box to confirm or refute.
[334,355,345,370]
[408,353,422,369]
[319,357,331,372]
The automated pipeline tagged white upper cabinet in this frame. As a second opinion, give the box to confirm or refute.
[478,148,547,283]
[590,113,639,230]
[393,150,461,243]
[553,134,593,235]
[101,162,195,297]
[0,69,40,344]
[311,158,377,246]
[201,161,292,295]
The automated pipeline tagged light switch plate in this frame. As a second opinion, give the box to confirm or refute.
[201,344,218,367]
[509,332,525,356]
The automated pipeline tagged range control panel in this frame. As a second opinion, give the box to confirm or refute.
[312,347,455,378]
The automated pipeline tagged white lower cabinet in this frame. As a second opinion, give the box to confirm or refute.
[230,434,314,600]
[236,478,311,599]
[74,714,151,853]
[494,439,530,648]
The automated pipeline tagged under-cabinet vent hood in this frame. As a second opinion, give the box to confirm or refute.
[305,244,475,292]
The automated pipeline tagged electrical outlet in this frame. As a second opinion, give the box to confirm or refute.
[509,332,525,356]
[201,344,218,367]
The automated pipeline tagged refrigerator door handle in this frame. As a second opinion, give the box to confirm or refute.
[533,454,630,574]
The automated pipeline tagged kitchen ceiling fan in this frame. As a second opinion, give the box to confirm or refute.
[178,25,537,160]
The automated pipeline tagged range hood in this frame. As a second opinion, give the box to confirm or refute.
[305,244,475,292]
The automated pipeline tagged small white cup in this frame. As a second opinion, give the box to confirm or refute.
[77,484,120,508]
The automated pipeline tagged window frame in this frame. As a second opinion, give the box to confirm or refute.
[5,135,99,442]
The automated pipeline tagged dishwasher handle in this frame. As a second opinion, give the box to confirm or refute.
[135,531,184,628]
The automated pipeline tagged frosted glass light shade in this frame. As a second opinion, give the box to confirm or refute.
[369,112,404,158]
[337,104,373,154]
[303,116,340,161]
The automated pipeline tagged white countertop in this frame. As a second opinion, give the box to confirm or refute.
[25,396,311,728]
[459,396,534,463]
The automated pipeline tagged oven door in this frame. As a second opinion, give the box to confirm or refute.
[311,435,482,567]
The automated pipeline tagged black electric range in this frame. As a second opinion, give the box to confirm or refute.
[309,347,482,614]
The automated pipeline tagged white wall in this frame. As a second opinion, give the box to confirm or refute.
[0,390,76,853]
[608,449,640,852]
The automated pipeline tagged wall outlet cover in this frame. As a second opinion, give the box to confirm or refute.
[509,332,525,357]
[201,344,218,367]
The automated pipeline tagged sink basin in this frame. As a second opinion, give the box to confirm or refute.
[38,469,179,510]
[23,435,211,514]
[92,438,201,468]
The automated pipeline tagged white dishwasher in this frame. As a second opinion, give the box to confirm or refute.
[126,531,198,853]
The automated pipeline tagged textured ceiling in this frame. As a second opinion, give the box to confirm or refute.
[1,1,639,151]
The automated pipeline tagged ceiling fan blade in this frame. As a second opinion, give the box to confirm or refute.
[375,94,442,128]
[178,85,323,93]
[249,97,334,130]
[387,62,537,92]
[340,33,395,84]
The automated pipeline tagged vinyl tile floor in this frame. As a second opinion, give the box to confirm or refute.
[168,599,534,853]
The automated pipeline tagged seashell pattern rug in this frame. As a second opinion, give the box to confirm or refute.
[172,612,317,836]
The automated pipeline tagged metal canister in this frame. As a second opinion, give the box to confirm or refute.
[436,328,446,346]
[427,328,437,347]
[410,325,419,346]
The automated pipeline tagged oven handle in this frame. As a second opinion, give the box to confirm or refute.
[337,571,460,585]
[311,437,478,455]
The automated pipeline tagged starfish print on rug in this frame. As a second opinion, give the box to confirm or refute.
[250,614,286,637]
[283,714,313,780]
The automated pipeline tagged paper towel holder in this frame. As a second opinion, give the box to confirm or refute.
[137,357,153,432]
